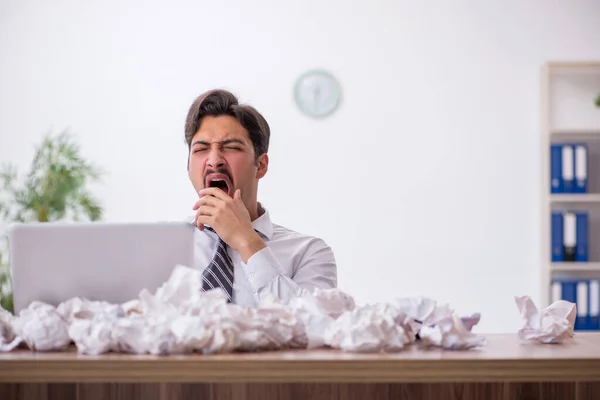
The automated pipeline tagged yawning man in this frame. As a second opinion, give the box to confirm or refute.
[185,89,337,306]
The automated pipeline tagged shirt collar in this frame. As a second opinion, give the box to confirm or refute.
[188,203,273,241]
[252,206,273,240]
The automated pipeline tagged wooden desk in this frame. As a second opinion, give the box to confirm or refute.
[1,333,599,400]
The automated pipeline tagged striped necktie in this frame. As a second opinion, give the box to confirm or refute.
[201,227,234,302]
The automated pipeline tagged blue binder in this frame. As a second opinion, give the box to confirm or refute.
[555,279,581,330]
[560,279,577,303]
[589,280,599,331]
[550,145,563,193]
[575,280,588,330]
[551,211,564,261]
[562,144,575,193]
[574,143,588,193]
[553,279,600,331]
[575,212,589,262]
[563,211,576,262]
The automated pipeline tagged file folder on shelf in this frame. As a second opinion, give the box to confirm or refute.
[550,143,588,194]
[576,281,588,330]
[574,143,588,193]
[590,280,600,331]
[563,211,576,262]
[575,211,589,262]
[551,211,589,262]
[551,211,564,262]
[562,144,575,193]
[550,144,563,193]
[551,279,600,331]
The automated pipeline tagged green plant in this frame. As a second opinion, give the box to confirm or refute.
[596,92,600,108]
[0,130,104,313]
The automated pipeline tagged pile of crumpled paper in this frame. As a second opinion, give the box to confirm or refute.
[0,264,575,355]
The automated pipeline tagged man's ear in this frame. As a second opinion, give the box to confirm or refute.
[256,153,269,179]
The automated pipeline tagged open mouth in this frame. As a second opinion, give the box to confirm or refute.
[205,173,232,196]
[209,179,229,192]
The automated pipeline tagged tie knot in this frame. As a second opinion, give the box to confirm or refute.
[204,226,228,246]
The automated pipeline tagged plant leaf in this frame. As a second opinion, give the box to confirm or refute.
[13,130,105,223]
[0,129,105,314]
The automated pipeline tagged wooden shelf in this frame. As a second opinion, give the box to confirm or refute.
[549,129,600,143]
[547,62,600,76]
[550,129,600,140]
[551,262,600,272]
[547,61,600,69]
[550,194,600,203]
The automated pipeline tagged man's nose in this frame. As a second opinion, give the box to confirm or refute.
[207,148,226,169]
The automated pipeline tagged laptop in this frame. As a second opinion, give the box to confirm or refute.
[8,221,196,314]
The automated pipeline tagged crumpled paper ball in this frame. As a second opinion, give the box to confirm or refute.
[514,295,576,344]
[12,301,71,351]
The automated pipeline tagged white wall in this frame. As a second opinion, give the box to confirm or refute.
[1,0,600,333]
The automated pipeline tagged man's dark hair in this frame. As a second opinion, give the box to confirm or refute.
[184,89,270,165]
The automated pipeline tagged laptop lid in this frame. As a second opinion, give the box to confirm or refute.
[8,221,196,314]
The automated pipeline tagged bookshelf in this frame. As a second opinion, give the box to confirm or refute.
[550,194,600,204]
[541,61,600,331]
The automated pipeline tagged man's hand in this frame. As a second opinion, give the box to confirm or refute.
[193,188,266,263]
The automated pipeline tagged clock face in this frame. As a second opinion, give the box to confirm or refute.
[294,70,342,118]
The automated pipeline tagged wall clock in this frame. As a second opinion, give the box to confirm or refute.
[294,70,342,118]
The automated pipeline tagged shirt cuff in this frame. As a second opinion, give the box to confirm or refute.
[242,246,284,292]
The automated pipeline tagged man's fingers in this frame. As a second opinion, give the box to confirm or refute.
[198,187,231,202]
[195,205,214,217]
[194,203,215,231]
[234,189,242,203]
[192,194,222,210]
[195,215,212,230]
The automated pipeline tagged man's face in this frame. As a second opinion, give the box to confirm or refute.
[188,115,267,205]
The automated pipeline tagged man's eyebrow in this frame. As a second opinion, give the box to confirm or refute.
[221,138,246,146]
[192,138,246,147]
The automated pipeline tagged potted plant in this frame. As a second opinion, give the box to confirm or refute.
[596,92,600,108]
[0,130,104,313]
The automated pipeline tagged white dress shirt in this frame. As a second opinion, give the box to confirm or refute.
[192,206,337,307]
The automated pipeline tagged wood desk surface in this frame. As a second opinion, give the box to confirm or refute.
[1,333,600,383]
